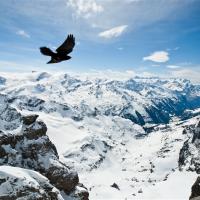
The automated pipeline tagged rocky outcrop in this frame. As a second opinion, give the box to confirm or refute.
[0,94,21,131]
[0,165,63,200]
[0,114,89,199]
[190,176,200,200]
[178,120,200,200]
[179,120,200,173]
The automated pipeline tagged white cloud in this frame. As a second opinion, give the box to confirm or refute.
[169,68,200,83]
[167,65,181,69]
[99,25,128,39]
[4,0,193,42]
[76,69,136,80]
[16,30,30,38]
[143,51,169,63]
[67,0,103,18]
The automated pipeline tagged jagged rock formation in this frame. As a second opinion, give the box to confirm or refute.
[179,119,200,173]
[178,120,200,200]
[0,165,64,200]
[190,176,200,200]
[0,113,89,199]
[0,94,21,131]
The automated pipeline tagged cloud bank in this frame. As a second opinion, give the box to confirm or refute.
[169,68,200,84]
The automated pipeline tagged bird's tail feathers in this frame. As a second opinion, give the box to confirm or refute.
[40,47,54,56]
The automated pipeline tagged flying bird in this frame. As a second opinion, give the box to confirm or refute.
[40,34,75,64]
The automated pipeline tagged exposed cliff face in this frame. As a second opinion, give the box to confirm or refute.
[0,111,89,199]
[178,120,200,200]
[190,176,200,200]
[179,120,200,173]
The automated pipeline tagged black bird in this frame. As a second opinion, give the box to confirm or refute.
[40,34,75,64]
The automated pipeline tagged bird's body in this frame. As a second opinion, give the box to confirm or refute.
[40,34,75,64]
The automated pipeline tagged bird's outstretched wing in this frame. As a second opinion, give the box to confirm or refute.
[56,34,75,55]
[40,47,54,56]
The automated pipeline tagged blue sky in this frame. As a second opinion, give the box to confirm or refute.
[0,0,200,82]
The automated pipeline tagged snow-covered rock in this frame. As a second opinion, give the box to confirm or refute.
[0,71,200,199]
[190,176,200,200]
[179,119,200,173]
[0,113,89,199]
[0,72,200,125]
[0,165,64,200]
[0,94,21,131]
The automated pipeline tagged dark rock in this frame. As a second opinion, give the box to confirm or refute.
[183,129,187,134]
[22,114,39,125]
[138,188,143,193]
[179,120,200,173]
[192,121,200,143]
[0,114,89,199]
[0,146,6,158]
[190,176,200,199]
[22,120,47,140]
[111,183,120,190]
[47,165,79,194]
[0,178,6,185]
[178,140,191,167]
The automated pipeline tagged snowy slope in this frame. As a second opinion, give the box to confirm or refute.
[0,71,200,199]
[38,111,199,199]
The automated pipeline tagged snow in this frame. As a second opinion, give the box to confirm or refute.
[140,171,196,200]
[0,165,64,200]
[0,71,200,199]
[38,110,198,199]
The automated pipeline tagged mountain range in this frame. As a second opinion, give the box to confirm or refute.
[0,71,200,199]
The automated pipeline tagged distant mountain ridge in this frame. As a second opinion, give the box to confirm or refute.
[0,71,200,126]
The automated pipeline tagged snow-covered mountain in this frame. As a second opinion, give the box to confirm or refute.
[0,71,200,199]
[1,71,200,125]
